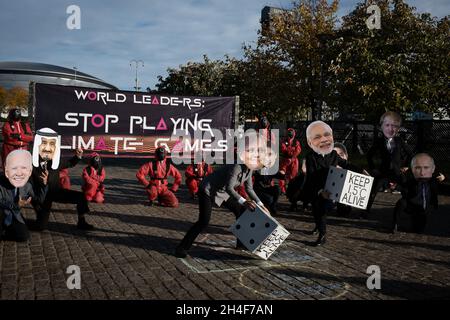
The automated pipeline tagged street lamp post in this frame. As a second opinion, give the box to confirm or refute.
[130,60,144,91]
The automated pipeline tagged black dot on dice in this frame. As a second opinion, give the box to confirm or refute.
[250,223,255,228]
[236,225,241,230]
[332,182,335,186]
[340,174,344,178]
[330,170,333,174]
[336,193,339,197]
[265,223,270,228]
[250,239,255,244]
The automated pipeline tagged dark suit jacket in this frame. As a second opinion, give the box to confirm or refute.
[201,164,261,207]
[303,150,347,201]
[0,175,47,226]
[31,155,80,196]
[399,173,438,214]
[367,135,412,180]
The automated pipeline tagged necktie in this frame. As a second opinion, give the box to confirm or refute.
[422,183,427,210]
[387,138,393,153]
[14,188,19,204]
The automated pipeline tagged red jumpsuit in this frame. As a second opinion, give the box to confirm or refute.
[59,168,71,190]
[82,166,106,203]
[185,162,213,197]
[136,160,182,207]
[2,121,33,168]
[279,129,302,193]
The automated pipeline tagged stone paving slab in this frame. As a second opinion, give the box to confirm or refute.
[1,164,449,300]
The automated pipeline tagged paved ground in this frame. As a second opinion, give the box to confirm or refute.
[1,162,449,300]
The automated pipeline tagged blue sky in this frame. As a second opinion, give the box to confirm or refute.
[0,0,448,91]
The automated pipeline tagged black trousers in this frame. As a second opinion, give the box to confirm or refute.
[367,173,404,212]
[0,212,30,242]
[312,196,332,235]
[178,189,245,251]
[254,185,280,215]
[336,203,352,216]
[366,177,390,212]
[393,199,428,233]
[33,189,89,229]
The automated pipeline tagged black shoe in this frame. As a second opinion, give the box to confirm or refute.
[289,203,297,212]
[359,212,368,220]
[148,200,154,206]
[174,246,188,258]
[314,234,326,246]
[390,224,398,234]
[27,220,47,232]
[77,218,94,230]
[308,227,319,236]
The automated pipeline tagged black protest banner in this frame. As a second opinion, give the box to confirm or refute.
[33,83,235,158]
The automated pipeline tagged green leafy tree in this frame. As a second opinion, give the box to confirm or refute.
[328,0,449,120]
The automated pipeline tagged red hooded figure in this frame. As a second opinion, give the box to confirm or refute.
[279,128,302,193]
[257,114,276,142]
[136,147,182,207]
[82,152,106,203]
[59,168,71,190]
[2,108,33,168]
[185,161,213,197]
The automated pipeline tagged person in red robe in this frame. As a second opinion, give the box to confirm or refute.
[279,128,302,194]
[185,160,213,198]
[2,108,33,169]
[136,147,182,207]
[59,168,71,190]
[82,153,105,203]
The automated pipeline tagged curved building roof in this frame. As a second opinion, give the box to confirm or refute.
[0,61,118,90]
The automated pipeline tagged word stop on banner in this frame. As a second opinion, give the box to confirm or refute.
[230,205,290,260]
[324,166,374,210]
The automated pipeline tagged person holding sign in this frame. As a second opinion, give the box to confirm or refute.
[366,111,412,214]
[30,128,94,231]
[175,134,271,258]
[0,150,47,242]
[333,143,371,216]
[185,160,213,199]
[82,153,106,203]
[136,146,182,207]
[392,153,442,234]
[303,121,346,246]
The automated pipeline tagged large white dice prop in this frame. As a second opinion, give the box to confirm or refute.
[324,166,374,210]
[230,204,290,260]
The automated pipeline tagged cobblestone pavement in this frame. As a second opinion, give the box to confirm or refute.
[1,163,449,300]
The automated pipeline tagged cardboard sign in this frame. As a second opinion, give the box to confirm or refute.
[230,204,290,260]
[324,166,374,210]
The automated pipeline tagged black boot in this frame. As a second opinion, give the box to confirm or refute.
[390,223,398,234]
[289,203,297,212]
[77,217,94,230]
[27,220,47,232]
[174,246,188,258]
[314,233,326,246]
